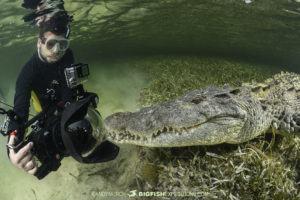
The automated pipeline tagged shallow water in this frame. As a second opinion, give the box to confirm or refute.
[0,0,299,199]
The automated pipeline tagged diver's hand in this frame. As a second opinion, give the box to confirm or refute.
[8,135,38,175]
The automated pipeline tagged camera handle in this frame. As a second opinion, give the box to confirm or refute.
[11,137,62,179]
[10,110,46,144]
[7,109,62,179]
[2,94,61,179]
[5,86,58,141]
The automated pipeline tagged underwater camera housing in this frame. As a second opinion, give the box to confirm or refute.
[1,63,119,179]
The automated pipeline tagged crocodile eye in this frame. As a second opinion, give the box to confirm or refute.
[214,93,231,98]
[230,88,241,95]
[191,97,204,104]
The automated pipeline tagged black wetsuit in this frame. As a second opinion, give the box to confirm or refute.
[8,48,75,138]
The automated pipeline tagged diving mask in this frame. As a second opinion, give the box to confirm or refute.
[42,36,70,52]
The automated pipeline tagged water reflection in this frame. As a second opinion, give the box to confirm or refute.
[0,0,300,68]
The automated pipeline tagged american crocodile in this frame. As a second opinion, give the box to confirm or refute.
[103,72,300,147]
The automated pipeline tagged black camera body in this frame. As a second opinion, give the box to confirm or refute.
[26,116,63,178]
[1,63,119,179]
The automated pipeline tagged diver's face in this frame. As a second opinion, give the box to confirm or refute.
[38,31,69,63]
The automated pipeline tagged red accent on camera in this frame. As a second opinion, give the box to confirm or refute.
[10,130,18,136]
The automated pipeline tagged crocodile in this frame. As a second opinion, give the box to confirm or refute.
[103,72,300,147]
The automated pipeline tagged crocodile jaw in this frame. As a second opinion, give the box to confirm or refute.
[103,87,251,147]
[104,116,245,147]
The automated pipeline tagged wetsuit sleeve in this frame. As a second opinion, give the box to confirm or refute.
[8,62,34,138]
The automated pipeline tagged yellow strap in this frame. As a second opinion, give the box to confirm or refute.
[20,91,42,139]
[31,91,43,112]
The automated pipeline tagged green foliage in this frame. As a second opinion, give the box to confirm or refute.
[137,135,300,199]
[137,56,279,107]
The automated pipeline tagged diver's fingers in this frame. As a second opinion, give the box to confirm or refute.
[8,134,15,145]
[27,165,38,175]
[23,159,36,172]
[19,153,34,168]
[13,142,34,165]
[7,135,37,175]
[8,134,16,156]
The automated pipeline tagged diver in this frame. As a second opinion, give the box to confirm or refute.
[4,1,119,179]
[7,16,74,175]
